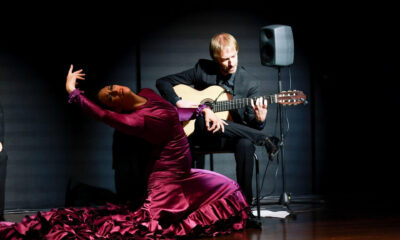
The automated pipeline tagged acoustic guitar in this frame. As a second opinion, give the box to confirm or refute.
[173,84,307,136]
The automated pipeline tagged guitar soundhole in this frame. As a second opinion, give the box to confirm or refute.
[200,98,214,108]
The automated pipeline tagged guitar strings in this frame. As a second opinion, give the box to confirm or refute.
[214,95,273,112]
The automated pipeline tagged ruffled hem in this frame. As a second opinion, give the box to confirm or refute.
[164,189,249,238]
[0,190,249,239]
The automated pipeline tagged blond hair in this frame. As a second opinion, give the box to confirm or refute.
[209,33,239,60]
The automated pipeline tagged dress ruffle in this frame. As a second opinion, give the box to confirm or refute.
[0,190,249,239]
[164,189,249,238]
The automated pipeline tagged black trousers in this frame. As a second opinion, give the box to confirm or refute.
[189,116,267,205]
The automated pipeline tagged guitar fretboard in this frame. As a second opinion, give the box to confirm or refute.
[212,95,277,112]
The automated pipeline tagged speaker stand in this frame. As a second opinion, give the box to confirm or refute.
[257,67,319,218]
[276,66,295,216]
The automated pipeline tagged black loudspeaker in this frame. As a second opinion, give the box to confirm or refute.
[260,25,294,67]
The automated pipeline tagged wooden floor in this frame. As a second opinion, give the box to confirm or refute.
[3,202,400,239]
[199,203,400,240]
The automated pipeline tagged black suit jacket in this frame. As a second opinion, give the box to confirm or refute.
[156,59,266,130]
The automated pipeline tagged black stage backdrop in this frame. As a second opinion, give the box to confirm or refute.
[0,2,398,211]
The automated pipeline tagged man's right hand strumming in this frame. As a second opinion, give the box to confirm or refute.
[202,108,228,133]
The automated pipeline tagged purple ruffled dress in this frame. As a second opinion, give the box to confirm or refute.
[0,88,249,239]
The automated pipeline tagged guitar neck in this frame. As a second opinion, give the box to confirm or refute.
[212,95,277,113]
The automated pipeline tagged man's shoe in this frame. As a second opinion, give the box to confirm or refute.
[265,136,280,161]
[246,212,262,229]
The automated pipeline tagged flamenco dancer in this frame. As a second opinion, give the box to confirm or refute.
[0,65,275,239]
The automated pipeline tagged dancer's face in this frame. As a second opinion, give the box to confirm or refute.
[215,45,238,76]
[98,85,131,112]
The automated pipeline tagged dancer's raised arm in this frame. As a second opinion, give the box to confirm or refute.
[66,64,86,94]
[65,65,145,136]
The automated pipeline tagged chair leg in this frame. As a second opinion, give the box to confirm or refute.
[254,153,261,218]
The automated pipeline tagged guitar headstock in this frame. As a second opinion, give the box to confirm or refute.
[277,90,307,106]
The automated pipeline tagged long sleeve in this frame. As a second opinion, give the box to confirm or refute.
[68,89,144,136]
[156,68,199,105]
[176,104,209,122]
[176,108,196,122]
[244,85,266,130]
[231,67,266,130]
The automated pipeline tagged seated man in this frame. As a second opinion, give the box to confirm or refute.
[156,32,279,207]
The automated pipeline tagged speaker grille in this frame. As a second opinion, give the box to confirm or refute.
[260,25,294,67]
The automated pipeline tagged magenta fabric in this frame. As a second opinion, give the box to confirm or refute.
[0,88,249,239]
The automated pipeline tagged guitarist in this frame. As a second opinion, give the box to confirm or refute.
[156,33,279,211]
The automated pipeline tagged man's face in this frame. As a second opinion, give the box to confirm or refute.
[216,45,238,76]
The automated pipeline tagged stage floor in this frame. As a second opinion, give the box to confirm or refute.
[3,202,400,239]
[201,203,400,240]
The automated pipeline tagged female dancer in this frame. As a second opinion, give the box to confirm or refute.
[1,65,251,239]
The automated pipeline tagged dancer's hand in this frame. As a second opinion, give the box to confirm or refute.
[0,142,2,152]
[251,97,268,122]
[66,64,86,94]
[203,108,228,133]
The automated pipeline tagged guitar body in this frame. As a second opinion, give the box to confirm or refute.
[173,84,232,136]
[173,84,306,137]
